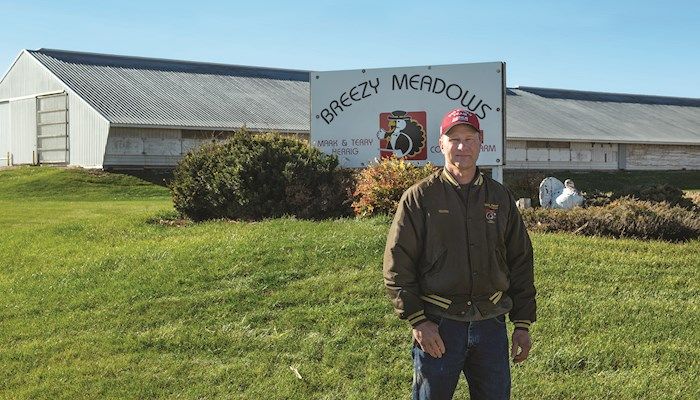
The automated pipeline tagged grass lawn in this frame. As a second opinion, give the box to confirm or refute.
[1,166,699,399]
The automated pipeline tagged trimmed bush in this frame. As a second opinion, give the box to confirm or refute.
[687,191,700,208]
[521,198,700,242]
[170,131,353,221]
[352,157,436,217]
[582,184,699,209]
[613,184,698,210]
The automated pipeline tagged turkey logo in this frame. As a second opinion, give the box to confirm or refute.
[377,111,427,161]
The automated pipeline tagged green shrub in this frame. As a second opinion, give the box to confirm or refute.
[521,198,700,242]
[284,165,356,220]
[352,157,436,217]
[170,131,353,221]
[581,184,698,209]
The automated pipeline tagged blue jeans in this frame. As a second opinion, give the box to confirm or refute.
[412,314,510,400]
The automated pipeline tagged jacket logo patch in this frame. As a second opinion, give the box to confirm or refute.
[485,206,497,223]
[438,209,450,214]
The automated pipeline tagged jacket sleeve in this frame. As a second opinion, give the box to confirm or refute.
[504,189,537,330]
[383,188,427,327]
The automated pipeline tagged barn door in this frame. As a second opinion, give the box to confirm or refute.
[36,92,68,164]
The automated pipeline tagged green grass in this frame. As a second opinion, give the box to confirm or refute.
[0,166,170,201]
[1,166,699,399]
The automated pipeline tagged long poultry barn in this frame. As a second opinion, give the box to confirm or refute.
[0,48,309,168]
[0,48,699,170]
[505,87,700,170]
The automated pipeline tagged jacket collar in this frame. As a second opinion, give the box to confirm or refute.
[442,167,483,187]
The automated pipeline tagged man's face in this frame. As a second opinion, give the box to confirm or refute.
[439,124,483,171]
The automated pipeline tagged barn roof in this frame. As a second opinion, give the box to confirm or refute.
[28,48,310,132]
[507,87,700,145]
[25,49,700,145]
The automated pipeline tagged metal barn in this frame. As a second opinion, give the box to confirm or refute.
[1,48,699,170]
[506,87,700,170]
[0,49,309,168]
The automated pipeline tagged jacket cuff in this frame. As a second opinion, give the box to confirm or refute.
[406,310,427,327]
[513,320,532,330]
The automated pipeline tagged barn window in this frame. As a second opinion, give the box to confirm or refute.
[527,141,570,148]
[526,141,546,148]
[547,141,570,149]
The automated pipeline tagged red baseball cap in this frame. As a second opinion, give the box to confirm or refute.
[439,108,481,135]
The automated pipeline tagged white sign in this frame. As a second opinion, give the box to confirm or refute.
[310,62,505,168]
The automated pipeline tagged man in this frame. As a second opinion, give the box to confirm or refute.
[383,108,536,400]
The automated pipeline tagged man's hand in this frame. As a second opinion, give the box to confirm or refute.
[511,329,532,363]
[412,321,445,358]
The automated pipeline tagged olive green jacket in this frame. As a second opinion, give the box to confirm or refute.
[383,168,536,330]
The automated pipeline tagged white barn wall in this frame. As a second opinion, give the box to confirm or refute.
[69,96,110,167]
[104,127,236,168]
[105,127,185,168]
[0,52,64,98]
[0,51,62,165]
[0,51,110,167]
[505,140,618,170]
[626,144,700,170]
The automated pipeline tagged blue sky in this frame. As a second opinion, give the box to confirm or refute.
[1,0,698,97]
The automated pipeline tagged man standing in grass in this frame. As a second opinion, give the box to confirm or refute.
[383,108,537,399]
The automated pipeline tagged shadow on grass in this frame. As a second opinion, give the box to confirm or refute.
[107,168,174,188]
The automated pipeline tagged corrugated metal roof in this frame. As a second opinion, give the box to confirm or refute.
[26,49,699,145]
[28,49,310,132]
[507,87,700,145]
[516,86,700,107]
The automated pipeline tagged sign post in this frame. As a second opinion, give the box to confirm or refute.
[310,62,506,181]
